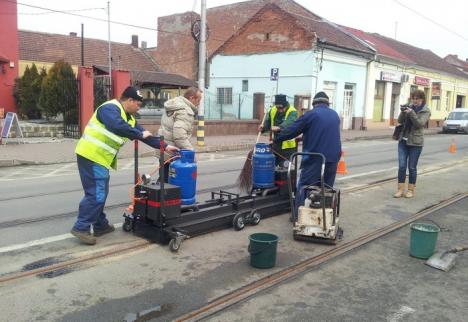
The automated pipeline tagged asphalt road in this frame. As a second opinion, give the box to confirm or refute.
[0,134,467,321]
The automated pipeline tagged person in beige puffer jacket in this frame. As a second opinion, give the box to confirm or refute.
[157,87,202,181]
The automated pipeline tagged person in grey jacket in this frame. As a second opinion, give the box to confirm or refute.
[394,89,431,198]
[157,87,202,181]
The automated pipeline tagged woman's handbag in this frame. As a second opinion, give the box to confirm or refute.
[392,125,403,140]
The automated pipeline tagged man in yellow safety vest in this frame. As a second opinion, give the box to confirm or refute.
[72,86,178,245]
[259,94,298,167]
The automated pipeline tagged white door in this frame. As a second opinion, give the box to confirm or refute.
[342,83,355,130]
[322,81,337,109]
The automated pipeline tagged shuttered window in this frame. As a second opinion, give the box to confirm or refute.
[217,87,232,104]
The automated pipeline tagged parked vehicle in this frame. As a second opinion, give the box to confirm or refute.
[136,99,164,118]
[442,108,468,134]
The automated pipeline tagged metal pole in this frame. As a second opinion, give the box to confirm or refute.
[80,23,84,66]
[197,0,206,146]
[107,1,112,94]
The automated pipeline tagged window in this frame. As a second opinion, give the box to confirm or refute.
[446,91,452,110]
[217,87,232,105]
[242,80,248,92]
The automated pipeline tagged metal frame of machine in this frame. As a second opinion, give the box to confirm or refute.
[287,152,343,244]
[122,138,293,252]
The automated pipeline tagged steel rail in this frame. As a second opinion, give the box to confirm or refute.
[174,193,468,322]
[0,183,465,285]
[0,184,238,229]
[0,239,152,284]
[0,168,242,202]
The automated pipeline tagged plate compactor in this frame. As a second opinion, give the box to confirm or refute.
[287,152,343,244]
[122,140,294,252]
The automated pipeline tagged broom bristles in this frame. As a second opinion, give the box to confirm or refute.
[237,149,253,193]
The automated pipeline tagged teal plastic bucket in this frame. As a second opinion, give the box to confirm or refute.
[409,223,440,259]
[248,233,279,269]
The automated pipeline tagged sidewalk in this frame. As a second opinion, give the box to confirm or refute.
[0,128,441,167]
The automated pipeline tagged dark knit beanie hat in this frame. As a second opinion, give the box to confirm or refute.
[312,91,329,105]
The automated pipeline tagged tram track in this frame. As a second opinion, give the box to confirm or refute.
[0,164,466,285]
[174,193,468,322]
[2,159,466,230]
[0,183,238,229]
[0,168,242,202]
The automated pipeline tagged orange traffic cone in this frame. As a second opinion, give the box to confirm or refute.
[448,139,457,153]
[336,151,348,174]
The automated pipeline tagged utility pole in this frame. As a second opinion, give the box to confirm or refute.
[107,1,112,95]
[197,0,206,147]
[81,23,84,66]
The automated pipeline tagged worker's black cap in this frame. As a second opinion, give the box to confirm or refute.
[121,86,143,102]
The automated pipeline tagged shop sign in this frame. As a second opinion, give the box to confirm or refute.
[380,71,401,83]
[414,76,430,86]
[431,82,441,99]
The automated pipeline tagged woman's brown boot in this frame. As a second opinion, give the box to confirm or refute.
[405,184,415,198]
[393,183,405,198]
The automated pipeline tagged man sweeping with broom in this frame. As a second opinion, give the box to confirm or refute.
[259,94,298,168]
[237,94,298,192]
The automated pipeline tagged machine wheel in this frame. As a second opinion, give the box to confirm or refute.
[122,218,133,232]
[169,238,182,252]
[233,213,245,231]
[251,211,261,225]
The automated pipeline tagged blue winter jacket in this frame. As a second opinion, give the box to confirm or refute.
[97,102,163,149]
[274,104,342,166]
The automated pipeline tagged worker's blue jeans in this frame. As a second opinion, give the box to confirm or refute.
[295,160,337,218]
[398,141,423,184]
[73,155,110,232]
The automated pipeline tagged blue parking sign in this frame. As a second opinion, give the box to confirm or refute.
[270,68,279,81]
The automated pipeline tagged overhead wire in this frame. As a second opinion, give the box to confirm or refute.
[392,0,467,42]
[7,0,315,52]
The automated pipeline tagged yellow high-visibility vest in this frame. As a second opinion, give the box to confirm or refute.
[75,99,136,170]
[270,105,297,149]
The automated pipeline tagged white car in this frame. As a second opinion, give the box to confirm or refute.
[136,100,164,118]
[442,108,468,134]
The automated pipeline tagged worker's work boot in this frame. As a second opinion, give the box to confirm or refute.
[393,183,405,198]
[93,224,115,237]
[71,229,96,245]
[405,184,415,198]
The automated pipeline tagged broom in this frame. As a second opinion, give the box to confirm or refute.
[237,111,268,193]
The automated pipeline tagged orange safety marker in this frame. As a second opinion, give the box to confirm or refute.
[448,138,457,153]
[336,150,348,174]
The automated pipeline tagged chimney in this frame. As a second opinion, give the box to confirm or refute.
[131,35,138,47]
[69,32,77,37]
[141,41,147,49]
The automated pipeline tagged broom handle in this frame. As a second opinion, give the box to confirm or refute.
[255,109,269,145]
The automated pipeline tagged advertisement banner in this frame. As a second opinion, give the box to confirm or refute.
[414,76,430,86]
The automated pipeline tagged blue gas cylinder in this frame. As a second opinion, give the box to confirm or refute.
[252,143,275,188]
[169,150,197,205]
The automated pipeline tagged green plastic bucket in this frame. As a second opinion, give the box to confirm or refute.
[248,233,279,269]
[409,223,440,259]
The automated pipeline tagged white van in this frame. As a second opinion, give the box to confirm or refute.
[442,108,468,134]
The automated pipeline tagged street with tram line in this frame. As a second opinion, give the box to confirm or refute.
[0,134,467,321]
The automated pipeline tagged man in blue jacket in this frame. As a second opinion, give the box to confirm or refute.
[72,86,178,245]
[274,92,341,216]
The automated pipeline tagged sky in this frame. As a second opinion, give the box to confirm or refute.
[12,0,468,60]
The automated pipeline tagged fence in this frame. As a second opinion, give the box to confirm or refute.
[204,91,254,120]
